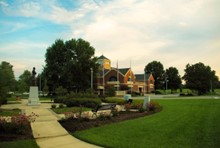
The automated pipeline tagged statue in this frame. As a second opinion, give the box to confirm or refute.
[31,67,37,86]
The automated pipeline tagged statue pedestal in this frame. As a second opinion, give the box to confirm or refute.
[27,86,40,106]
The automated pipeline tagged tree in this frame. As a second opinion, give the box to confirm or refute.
[182,62,219,95]
[0,61,16,105]
[17,70,32,92]
[44,38,99,92]
[145,61,164,90]
[165,67,182,93]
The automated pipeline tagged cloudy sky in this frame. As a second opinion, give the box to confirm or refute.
[0,0,220,79]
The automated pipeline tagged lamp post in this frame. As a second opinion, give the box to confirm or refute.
[90,68,93,90]
[144,71,146,95]
[39,73,41,92]
[165,76,168,94]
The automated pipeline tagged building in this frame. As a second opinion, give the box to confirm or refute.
[96,55,155,95]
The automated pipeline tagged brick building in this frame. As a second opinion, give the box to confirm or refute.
[96,55,155,95]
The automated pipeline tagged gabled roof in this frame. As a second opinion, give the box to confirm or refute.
[97,69,110,77]
[135,73,151,81]
[98,55,110,60]
[119,68,130,75]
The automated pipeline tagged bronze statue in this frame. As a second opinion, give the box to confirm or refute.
[32,67,37,86]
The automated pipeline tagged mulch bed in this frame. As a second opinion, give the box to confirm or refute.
[0,133,34,142]
[0,111,159,141]
[59,111,157,133]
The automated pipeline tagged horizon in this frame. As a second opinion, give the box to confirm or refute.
[0,0,219,79]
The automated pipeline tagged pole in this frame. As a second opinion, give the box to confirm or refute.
[144,71,145,96]
[103,64,105,95]
[39,74,41,92]
[90,68,93,89]
[165,77,168,94]
[117,60,119,91]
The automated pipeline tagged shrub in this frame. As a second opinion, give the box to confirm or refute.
[102,97,126,105]
[124,103,132,111]
[111,108,119,117]
[55,86,68,96]
[106,87,116,97]
[0,89,7,106]
[59,104,64,108]
[139,107,145,113]
[0,112,38,135]
[154,90,162,94]
[147,101,162,112]
[64,98,101,108]
[51,104,56,108]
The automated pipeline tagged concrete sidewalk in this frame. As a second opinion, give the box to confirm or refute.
[1,99,101,148]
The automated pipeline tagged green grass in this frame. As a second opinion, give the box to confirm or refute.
[39,97,52,101]
[0,140,39,148]
[0,108,21,116]
[51,107,91,114]
[73,99,220,148]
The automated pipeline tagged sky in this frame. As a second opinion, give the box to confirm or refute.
[0,0,220,79]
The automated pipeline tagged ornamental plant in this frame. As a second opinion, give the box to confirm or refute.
[147,101,162,112]
[124,103,132,111]
[0,112,38,135]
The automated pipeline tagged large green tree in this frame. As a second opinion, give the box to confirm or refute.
[165,67,182,93]
[44,38,98,92]
[145,61,164,90]
[0,61,16,104]
[183,62,219,95]
[17,70,32,92]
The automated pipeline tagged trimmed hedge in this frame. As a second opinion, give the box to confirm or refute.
[102,97,126,105]
[64,98,101,108]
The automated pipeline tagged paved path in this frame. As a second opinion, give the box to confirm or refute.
[1,100,101,148]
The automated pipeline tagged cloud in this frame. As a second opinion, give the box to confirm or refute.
[1,0,220,78]
[0,41,48,77]
[68,0,220,76]
[0,1,8,7]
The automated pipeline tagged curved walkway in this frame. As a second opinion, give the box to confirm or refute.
[1,100,101,148]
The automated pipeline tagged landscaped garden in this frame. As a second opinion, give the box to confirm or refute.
[71,99,220,148]
[1,96,220,148]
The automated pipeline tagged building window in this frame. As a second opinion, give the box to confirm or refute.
[109,76,117,81]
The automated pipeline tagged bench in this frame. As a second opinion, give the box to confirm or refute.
[92,103,117,117]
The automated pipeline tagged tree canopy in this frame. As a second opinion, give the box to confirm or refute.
[44,38,98,92]
[165,67,182,92]
[183,62,219,95]
[0,61,16,104]
[17,70,32,92]
[145,61,164,90]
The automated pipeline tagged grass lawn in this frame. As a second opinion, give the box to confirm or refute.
[51,107,91,114]
[0,108,21,116]
[0,140,39,148]
[73,99,220,148]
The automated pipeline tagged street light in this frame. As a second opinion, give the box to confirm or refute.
[165,76,169,94]
[90,68,93,89]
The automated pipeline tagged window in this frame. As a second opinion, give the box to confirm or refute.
[109,76,117,81]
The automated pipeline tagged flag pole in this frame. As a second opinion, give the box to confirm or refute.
[117,60,119,91]
[103,63,105,95]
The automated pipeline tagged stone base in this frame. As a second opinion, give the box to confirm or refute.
[28,86,41,106]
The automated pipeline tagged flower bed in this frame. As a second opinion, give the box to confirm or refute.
[59,109,162,133]
[0,112,38,141]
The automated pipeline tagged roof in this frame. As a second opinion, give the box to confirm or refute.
[135,73,151,81]
[119,68,130,75]
[97,69,110,77]
[98,55,110,60]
